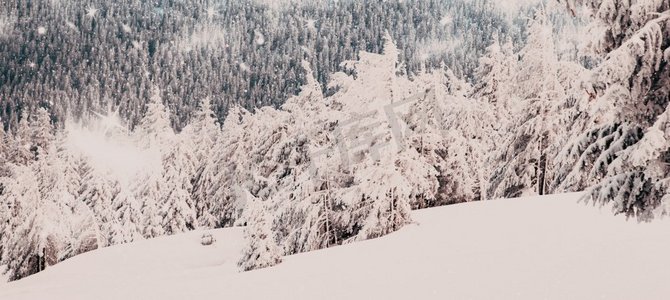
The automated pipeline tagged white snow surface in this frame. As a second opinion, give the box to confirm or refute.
[3,193,670,300]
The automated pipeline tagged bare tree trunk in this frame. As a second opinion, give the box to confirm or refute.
[538,132,548,196]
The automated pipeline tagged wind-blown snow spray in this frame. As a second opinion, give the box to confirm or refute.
[64,111,161,189]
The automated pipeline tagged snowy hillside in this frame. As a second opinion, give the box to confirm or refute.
[1,0,669,295]
[3,193,670,300]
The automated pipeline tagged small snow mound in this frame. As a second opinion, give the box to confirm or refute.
[201,233,216,246]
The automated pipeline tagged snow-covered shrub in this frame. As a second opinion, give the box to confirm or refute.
[200,233,215,246]
[238,197,282,272]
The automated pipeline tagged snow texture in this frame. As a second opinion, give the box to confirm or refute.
[2,193,670,300]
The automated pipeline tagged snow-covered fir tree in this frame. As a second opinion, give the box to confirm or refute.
[324,34,438,242]
[0,125,8,177]
[29,108,55,155]
[108,184,143,245]
[472,35,519,135]
[556,0,670,220]
[1,165,42,281]
[136,87,175,150]
[1,161,62,281]
[406,66,493,205]
[135,87,174,238]
[54,135,102,257]
[238,195,282,272]
[206,105,252,228]
[33,145,84,263]
[490,12,568,199]
[77,163,117,246]
[159,137,197,234]
[137,173,166,239]
[9,114,35,165]
[182,97,221,229]
[263,61,346,254]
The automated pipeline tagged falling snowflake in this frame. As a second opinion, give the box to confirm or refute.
[37,26,47,35]
[206,6,217,20]
[28,61,36,68]
[306,19,316,31]
[254,30,265,46]
[85,6,99,18]
[121,23,131,33]
[239,62,251,73]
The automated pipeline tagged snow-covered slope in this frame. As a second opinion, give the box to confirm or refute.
[2,193,670,300]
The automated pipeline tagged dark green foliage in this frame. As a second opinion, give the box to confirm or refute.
[0,0,527,131]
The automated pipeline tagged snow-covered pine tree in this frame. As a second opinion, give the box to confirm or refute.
[136,87,174,150]
[593,106,670,220]
[135,87,174,237]
[29,108,55,156]
[0,165,39,281]
[0,127,11,262]
[182,97,221,229]
[78,165,117,247]
[490,12,567,199]
[8,113,35,165]
[406,66,491,205]
[328,34,435,241]
[0,128,8,253]
[290,173,339,253]
[159,136,197,235]
[0,125,8,177]
[441,69,498,202]
[184,97,220,161]
[1,161,61,281]
[472,34,519,135]
[238,195,282,272]
[3,108,55,167]
[137,170,166,239]
[53,139,101,256]
[206,105,251,228]
[108,183,143,245]
[0,167,13,260]
[556,0,670,220]
[33,144,87,263]
[404,97,451,207]
[53,130,84,198]
[439,129,481,203]
[350,161,413,241]
[260,61,350,255]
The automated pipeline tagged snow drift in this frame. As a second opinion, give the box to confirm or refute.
[2,193,670,300]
